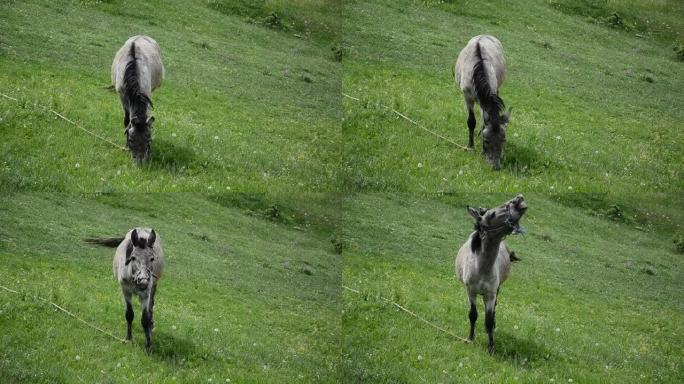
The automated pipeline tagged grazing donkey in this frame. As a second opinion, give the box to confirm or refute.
[454,35,512,170]
[112,35,165,164]
[85,228,165,353]
[455,194,527,354]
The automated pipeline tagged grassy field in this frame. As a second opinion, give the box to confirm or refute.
[0,193,341,383]
[0,0,341,193]
[342,192,684,383]
[341,0,683,193]
[1,0,683,382]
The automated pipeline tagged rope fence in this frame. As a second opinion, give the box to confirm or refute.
[1,91,128,151]
[0,284,127,343]
[342,92,471,151]
[343,285,470,343]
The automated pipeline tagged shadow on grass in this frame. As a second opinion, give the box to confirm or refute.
[151,330,201,362]
[148,137,197,173]
[493,330,553,365]
[503,140,551,176]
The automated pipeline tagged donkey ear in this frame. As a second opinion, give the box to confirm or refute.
[130,229,140,247]
[147,230,156,247]
[467,206,482,222]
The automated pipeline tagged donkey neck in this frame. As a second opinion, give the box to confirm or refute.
[476,232,504,273]
[127,96,151,121]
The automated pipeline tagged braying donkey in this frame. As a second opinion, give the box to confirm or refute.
[455,194,527,353]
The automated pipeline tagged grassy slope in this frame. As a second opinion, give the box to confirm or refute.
[342,0,683,193]
[342,193,684,383]
[0,193,341,383]
[0,0,341,192]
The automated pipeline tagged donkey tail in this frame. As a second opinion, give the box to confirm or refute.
[509,251,521,262]
[83,237,125,248]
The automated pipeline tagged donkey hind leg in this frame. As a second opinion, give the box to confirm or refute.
[465,96,476,148]
[141,294,154,353]
[484,294,497,354]
[123,292,134,341]
[467,290,478,341]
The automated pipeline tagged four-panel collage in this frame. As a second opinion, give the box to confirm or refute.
[1,1,682,383]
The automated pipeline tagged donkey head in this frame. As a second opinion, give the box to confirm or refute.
[125,116,154,165]
[468,194,527,238]
[125,229,157,290]
[482,108,512,170]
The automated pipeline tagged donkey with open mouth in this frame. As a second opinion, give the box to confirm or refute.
[86,228,165,353]
[455,194,527,354]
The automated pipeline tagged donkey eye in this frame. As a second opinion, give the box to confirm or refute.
[150,257,155,262]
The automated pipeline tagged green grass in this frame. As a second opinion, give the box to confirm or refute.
[341,0,683,193]
[0,193,341,383]
[0,0,341,193]
[341,192,684,383]
[2,0,683,382]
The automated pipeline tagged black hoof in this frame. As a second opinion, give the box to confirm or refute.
[488,344,495,354]
[145,344,153,354]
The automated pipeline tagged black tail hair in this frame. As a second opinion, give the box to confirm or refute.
[509,251,521,262]
[122,42,152,119]
[84,237,125,248]
[472,43,504,127]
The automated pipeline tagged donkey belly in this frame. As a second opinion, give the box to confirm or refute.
[465,278,499,296]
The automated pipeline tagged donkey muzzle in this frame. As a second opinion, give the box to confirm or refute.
[134,276,150,290]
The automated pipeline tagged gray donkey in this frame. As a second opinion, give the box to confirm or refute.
[86,228,165,353]
[455,195,527,353]
[454,35,511,170]
[112,35,165,164]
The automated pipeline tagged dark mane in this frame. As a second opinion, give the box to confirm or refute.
[122,42,152,120]
[473,42,504,128]
[470,231,482,253]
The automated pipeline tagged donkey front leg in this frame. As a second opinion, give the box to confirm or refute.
[464,96,476,148]
[123,292,134,341]
[484,294,497,354]
[120,94,130,128]
[141,295,154,353]
[149,284,157,330]
[467,290,477,341]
